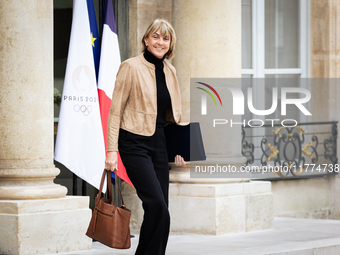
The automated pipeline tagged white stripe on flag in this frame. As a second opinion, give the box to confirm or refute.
[97,24,121,99]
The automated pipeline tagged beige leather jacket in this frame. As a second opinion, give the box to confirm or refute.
[107,54,184,152]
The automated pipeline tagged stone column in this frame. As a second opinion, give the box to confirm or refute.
[169,0,273,234]
[310,0,340,220]
[310,0,340,122]
[0,1,66,200]
[0,1,91,254]
[171,0,246,184]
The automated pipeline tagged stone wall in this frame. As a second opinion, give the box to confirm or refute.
[272,178,332,219]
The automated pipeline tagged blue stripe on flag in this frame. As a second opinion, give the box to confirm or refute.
[103,0,117,34]
[86,0,100,78]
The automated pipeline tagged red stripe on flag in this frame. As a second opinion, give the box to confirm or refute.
[98,88,111,149]
[98,88,133,186]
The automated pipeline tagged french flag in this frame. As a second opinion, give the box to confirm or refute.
[98,0,132,186]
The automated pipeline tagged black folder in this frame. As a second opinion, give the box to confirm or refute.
[164,122,206,162]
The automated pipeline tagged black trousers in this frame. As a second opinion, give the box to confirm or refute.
[118,125,170,255]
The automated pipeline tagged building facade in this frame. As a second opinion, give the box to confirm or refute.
[1,0,340,254]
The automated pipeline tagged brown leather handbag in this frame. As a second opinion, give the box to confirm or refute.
[86,169,131,249]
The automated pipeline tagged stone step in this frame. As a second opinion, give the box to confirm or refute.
[50,217,340,255]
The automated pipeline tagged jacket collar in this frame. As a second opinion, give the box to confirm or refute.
[139,53,158,70]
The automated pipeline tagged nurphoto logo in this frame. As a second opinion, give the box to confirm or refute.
[196,82,312,128]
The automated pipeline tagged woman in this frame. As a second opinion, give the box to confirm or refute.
[105,19,186,255]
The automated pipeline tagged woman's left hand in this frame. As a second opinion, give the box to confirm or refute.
[174,155,187,166]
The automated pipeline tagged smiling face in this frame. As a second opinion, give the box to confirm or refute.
[144,29,171,59]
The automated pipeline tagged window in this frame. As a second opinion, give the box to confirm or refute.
[241,0,310,123]
[241,0,311,175]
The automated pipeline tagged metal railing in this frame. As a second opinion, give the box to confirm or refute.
[242,121,338,180]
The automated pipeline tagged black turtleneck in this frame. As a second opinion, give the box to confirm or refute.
[144,48,170,126]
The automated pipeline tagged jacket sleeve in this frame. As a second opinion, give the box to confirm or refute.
[106,61,132,152]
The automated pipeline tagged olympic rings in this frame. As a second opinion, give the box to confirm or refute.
[74,104,92,116]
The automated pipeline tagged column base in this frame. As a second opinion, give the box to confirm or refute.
[0,167,68,199]
[122,181,274,235]
[0,196,92,255]
[169,181,274,235]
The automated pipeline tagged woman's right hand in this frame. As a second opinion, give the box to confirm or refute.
[105,151,118,172]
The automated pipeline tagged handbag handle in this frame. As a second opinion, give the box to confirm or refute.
[95,170,107,206]
[96,169,125,207]
[113,169,125,207]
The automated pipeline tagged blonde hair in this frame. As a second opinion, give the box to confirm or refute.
[141,19,176,60]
